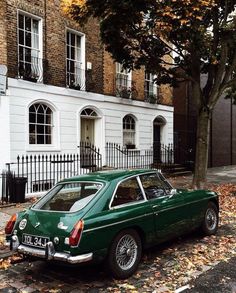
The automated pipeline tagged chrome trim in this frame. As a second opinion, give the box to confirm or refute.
[11,236,93,264]
[84,212,153,233]
[109,172,155,209]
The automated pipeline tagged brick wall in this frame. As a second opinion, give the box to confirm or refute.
[0,0,8,65]
[103,52,173,105]
[4,0,104,92]
[2,0,173,103]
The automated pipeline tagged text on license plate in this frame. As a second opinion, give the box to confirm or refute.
[22,234,49,248]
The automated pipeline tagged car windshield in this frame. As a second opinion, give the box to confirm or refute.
[33,182,103,212]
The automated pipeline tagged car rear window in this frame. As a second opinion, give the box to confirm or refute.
[33,182,103,212]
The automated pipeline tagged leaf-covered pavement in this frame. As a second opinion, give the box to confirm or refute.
[0,183,235,293]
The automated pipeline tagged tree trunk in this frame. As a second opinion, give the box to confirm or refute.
[192,108,211,189]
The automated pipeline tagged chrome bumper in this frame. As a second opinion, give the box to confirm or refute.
[11,236,93,264]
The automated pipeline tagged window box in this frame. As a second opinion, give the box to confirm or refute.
[126,144,136,150]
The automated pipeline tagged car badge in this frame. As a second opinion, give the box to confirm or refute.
[19,219,27,230]
[34,222,40,228]
[57,222,68,230]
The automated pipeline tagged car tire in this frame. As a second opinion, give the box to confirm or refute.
[107,229,142,279]
[201,202,219,235]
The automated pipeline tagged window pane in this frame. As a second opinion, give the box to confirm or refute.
[111,178,143,207]
[37,124,44,134]
[25,31,31,47]
[140,173,166,199]
[37,113,44,124]
[37,134,44,144]
[29,133,36,144]
[70,33,75,46]
[32,19,39,34]
[18,14,24,29]
[71,46,75,60]
[25,16,31,31]
[19,30,24,45]
[45,126,51,135]
[45,135,51,144]
[29,112,36,123]
[34,182,103,212]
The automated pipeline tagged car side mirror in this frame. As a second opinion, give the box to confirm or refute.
[168,189,177,198]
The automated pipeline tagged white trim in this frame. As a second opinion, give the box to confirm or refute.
[25,99,60,151]
[17,10,43,80]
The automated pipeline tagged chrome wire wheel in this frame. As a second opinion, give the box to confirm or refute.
[205,207,217,231]
[115,234,138,271]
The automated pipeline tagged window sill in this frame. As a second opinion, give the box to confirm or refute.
[26,145,61,153]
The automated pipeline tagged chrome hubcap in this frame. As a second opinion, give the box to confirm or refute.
[115,235,138,270]
[206,208,217,230]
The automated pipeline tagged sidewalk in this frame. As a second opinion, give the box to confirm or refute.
[169,165,236,188]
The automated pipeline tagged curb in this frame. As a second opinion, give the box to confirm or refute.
[0,250,14,260]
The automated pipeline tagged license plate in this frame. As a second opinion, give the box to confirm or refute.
[22,234,49,248]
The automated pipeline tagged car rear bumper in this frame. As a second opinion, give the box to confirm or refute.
[11,235,93,264]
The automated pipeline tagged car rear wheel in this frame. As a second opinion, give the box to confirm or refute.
[201,202,219,235]
[108,229,142,279]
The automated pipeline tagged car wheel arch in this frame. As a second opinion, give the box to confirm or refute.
[209,198,219,211]
[108,226,146,253]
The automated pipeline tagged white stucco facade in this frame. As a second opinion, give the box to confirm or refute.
[0,78,173,170]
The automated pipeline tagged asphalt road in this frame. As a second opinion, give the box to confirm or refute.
[185,256,236,293]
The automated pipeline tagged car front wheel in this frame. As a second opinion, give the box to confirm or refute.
[108,229,142,279]
[201,202,219,235]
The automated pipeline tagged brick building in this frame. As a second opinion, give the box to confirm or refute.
[0,0,173,171]
[173,79,236,167]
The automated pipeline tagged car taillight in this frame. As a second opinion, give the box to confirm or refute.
[69,220,84,247]
[5,213,18,235]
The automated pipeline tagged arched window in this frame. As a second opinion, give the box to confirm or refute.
[29,103,53,144]
[123,115,136,148]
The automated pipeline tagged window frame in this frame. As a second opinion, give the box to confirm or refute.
[109,175,147,210]
[28,102,53,145]
[123,114,136,148]
[66,28,86,89]
[144,72,158,100]
[26,101,60,151]
[115,63,132,97]
[17,10,43,82]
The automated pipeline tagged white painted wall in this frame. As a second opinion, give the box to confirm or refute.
[0,94,11,170]
[3,78,173,167]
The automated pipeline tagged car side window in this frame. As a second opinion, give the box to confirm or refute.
[111,177,144,207]
[140,173,166,200]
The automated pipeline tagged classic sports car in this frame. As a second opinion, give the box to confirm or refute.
[5,169,219,279]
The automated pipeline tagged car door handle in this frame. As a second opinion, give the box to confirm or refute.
[152,205,159,209]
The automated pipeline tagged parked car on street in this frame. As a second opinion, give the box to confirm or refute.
[5,169,219,279]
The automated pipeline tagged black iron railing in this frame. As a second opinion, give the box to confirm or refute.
[18,55,44,83]
[115,74,138,99]
[105,142,177,171]
[66,61,94,91]
[5,149,102,195]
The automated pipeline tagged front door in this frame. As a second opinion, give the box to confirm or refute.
[80,118,95,168]
[153,123,161,163]
[81,118,94,144]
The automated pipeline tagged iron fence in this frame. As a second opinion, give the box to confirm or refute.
[105,142,175,170]
[0,171,10,204]
[1,141,191,203]
[5,149,102,195]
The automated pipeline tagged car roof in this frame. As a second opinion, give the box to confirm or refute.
[60,169,157,183]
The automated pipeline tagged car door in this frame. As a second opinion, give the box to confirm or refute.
[139,173,186,242]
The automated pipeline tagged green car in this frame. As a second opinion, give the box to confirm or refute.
[5,169,219,279]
